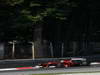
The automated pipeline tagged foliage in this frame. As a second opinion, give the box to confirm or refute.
[0,0,80,41]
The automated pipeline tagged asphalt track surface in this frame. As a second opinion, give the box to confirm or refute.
[0,66,100,75]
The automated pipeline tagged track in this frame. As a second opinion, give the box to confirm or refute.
[0,66,100,75]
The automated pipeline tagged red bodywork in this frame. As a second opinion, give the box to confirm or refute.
[60,59,81,67]
[39,59,80,68]
[60,59,74,67]
[40,61,59,68]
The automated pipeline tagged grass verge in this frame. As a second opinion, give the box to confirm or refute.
[31,71,100,75]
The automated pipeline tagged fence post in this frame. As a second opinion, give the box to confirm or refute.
[50,42,54,58]
[61,43,64,57]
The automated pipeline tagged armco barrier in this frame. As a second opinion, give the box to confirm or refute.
[0,55,100,68]
[0,59,33,68]
[0,58,68,68]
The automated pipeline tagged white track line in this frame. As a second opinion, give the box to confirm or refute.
[0,68,16,71]
[90,62,100,65]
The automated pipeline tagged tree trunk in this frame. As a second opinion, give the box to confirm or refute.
[34,25,44,58]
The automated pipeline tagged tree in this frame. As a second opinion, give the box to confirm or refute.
[0,0,82,58]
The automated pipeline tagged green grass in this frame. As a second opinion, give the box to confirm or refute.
[31,74,56,75]
[30,71,100,75]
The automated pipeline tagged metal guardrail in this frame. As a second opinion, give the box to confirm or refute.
[0,55,100,68]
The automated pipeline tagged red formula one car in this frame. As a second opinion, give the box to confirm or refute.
[35,58,87,68]
[60,58,87,67]
[40,61,59,68]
